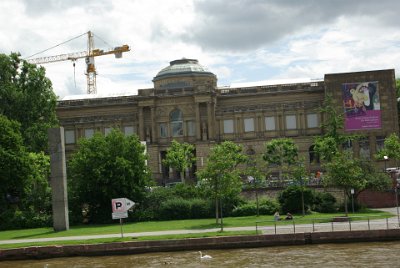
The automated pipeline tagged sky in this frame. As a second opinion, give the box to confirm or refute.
[1,0,400,99]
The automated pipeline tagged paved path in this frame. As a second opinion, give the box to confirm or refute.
[0,208,399,245]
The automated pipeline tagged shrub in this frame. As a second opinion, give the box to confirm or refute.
[231,199,280,217]
[313,192,337,213]
[158,198,192,220]
[231,203,257,217]
[190,198,214,219]
[258,199,280,215]
[278,186,314,214]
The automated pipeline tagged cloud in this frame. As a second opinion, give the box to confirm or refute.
[182,0,400,51]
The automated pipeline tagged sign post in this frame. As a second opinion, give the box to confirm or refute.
[111,198,135,238]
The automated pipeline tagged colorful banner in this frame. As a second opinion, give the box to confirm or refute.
[342,81,381,131]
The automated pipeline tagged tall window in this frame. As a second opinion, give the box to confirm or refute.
[170,109,183,137]
[124,126,135,136]
[223,119,234,134]
[159,123,168,138]
[104,127,112,136]
[187,121,195,136]
[65,129,75,144]
[84,128,94,138]
[307,113,318,128]
[244,118,255,132]
[285,115,297,130]
[359,138,370,159]
[265,116,276,131]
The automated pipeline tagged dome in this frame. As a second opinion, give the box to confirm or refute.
[153,58,215,82]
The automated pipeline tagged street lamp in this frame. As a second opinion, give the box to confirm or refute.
[396,178,400,227]
[384,155,388,172]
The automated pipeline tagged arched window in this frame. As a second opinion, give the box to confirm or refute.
[170,109,183,137]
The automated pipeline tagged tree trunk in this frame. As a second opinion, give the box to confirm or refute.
[255,188,259,217]
[220,198,224,232]
[215,198,219,224]
[180,171,185,183]
[344,189,348,216]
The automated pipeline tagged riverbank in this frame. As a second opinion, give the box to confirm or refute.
[1,229,400,261]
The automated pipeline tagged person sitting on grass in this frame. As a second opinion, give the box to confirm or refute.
[274,211,281,221]
[285,213,293,220]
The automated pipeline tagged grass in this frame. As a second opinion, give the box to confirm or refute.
[0,230,259,249]
[0,209,393,249]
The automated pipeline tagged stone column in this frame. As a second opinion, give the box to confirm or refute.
[207,102,214,140]
[195,102,201,140]
[151,106,156,143]
[139,107,145,141]
[48,127,69,231]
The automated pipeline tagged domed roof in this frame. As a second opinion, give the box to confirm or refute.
[153,58,214,81]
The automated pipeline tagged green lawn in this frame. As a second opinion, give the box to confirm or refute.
[0,209,392,242]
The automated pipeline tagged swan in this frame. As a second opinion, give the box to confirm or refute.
[199,251,212,259]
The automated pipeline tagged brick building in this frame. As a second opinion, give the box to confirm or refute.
[56,59,399,185]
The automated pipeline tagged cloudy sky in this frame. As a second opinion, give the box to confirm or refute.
[1,0,400,99]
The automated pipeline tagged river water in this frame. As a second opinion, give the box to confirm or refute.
[1,241,399,267]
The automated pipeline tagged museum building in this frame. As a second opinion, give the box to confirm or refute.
[56,59,399,185]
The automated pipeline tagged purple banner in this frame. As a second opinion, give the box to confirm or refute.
[342,81,381,131]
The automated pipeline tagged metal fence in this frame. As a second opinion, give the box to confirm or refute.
[256,215,400,235]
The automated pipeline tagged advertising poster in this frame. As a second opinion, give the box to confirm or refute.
[342,81,381,131]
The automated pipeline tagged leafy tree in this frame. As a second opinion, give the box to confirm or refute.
[291,160,309,215]
[0,53,58,152]
[323,152,364,216]
[263,138,298,180]
[197,141,247,230]
[245,155,267,216]
[68,129,151,224]
[162,140,196,183]
[278,185,314,214]
[376,133,400,166]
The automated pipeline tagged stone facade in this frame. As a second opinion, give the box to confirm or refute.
[56,59,399,185]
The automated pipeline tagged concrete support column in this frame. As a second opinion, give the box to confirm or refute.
[139,107,145,141]
[195,102,201,140]
[48,127,69,231]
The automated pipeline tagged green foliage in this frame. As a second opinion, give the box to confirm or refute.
[0,53,58,152]
[158,198,192,220]
[197,141,248,220]
[231,199,279,217]
[313,192,337,213]
[68,129,151,224]
[163,140,195,182]
[263,138,298,166]
[278,185,314,213]
[376,133,400,163]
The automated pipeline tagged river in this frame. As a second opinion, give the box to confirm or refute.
[1,241,399,267]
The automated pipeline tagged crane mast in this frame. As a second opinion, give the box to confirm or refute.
[26,31,130,94]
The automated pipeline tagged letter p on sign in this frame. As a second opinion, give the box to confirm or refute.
[112,198,126,213]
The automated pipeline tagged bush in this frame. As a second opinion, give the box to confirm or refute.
[278,186,314,214]
[190,198,214,219]
[231,199,280,217]
[158,198,192,220]
[0,209,52,230]
[313,192,337,213]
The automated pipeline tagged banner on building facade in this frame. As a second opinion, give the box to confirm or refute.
[342,81,381,131]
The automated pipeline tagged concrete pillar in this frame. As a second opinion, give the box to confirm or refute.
[151,106,156,143]
[48,127,69,231]
[207,102,214,140]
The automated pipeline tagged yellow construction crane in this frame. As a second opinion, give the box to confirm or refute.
[26,31,130,94]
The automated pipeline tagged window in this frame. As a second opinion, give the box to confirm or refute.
[84,128,94,138]
[65,130,75,144]
[159,123,168,138]
[307,113,318,128]
[124,126,135,136]
[187,121,195,136]
[285,115,297,130]
[223,119,234,134]
[244,118,255,132]
[342,140,353,152]
[104,127,112,136]
[265,116,276,131]
[359,138,370,159]
[376,136,385,152]
[170,109,183,137]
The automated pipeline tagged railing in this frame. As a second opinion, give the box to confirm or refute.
[255,215,400,235]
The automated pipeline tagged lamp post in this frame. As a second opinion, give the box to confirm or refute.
[351,188,355,213]
[396,178,400,227]
[384,155,388,172]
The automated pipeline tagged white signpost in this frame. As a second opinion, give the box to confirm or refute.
[111,198,135,237]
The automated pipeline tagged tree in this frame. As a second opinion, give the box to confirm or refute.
[197,141,247,231]
[376,133,400,167]
[291,160,309,215]
[162,140,196,183]
[245,155,267,216]
[323,152,364,216]
[263,138,298,180]
[0,53,58,152]
[68,129,151,223]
